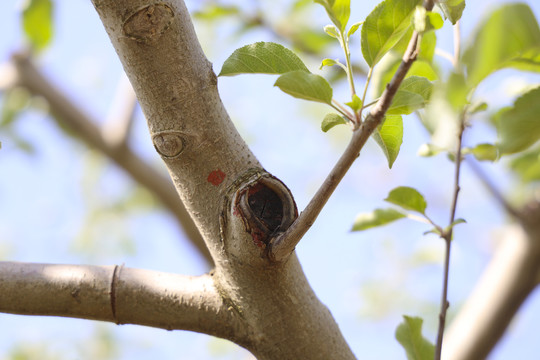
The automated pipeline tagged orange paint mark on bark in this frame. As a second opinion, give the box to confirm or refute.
[207,169,226,186]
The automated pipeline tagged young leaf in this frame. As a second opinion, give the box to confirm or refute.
[361,0,421,67]
[387,76,433,115]
[468,101,488,114]
[22,0,54,52]
[321,113,347,132]
[347,22,363,39]
[417,143,442,157]
[219,42,309,76]
[495,87,540,154]
[315,0,351,32]
[463,3,540,86]
[274,71,333,104]
[412,6,444,33]
[395,316,435,360]
[373,115,403,168]
[351,208,406,231]
[471,143,498,162]
[324,24,340,39]
[320,58,346,71]
[437,0,466,25]
[385,186,427,215]
[345,94,362,112]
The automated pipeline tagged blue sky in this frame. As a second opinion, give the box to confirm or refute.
[1,0,540,359]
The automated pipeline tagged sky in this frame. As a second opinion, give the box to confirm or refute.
[1,0,540,359]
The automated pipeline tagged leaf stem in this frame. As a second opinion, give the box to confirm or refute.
[339,31,356,97]
[358,67,374,122]
[331,100,355,122]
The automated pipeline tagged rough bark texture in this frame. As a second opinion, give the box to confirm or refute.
[89,0,355,359]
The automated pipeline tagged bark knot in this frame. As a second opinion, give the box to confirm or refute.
[152,131,185,158]
[123,4,174,42]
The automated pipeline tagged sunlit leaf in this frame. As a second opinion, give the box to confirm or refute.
[361,0,421,67]
[274,70,333,104]
[324,24,340,39]
[22,0,54,51]
[347,21,363,39]
[219,42,309,76]
[412,6,444,33]
[471,143,498,161]
[192,4,240,20]
[388,76,433,115]
[320,58,345,71]
[495,87,540,154]
[351,208,406,231]
[438,0,466,25]
[417,143,442,157]
[345,94,362,112]
[373,115,403,168]
[321,113,347,132]
[468,101,487,114]
[395,316,435,360]
[315,0,350,32]
[385,186,427,214]
[463,3,540,86]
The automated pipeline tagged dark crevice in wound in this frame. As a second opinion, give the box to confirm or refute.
[247,183,283,233]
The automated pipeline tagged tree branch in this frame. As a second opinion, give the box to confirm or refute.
[0,261,243,340]
[443,202,540,359]
[270,0,435,262]
[8,53,211,265]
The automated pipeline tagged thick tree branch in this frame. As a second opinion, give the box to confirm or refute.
[444,201,540,360]
[90,1,355,358]
[8,54,211,264]
[270,0,435,262]
[0,261,243,340]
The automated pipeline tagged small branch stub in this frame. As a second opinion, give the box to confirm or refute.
[152,131,184,158]
[223,171,297,261]
[123,4,174,42]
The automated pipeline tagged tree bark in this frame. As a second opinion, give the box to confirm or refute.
[87,0,355,358]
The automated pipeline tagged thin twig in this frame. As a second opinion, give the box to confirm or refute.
[434,115,464,360]
[466,158,521,218]
[269,0,435,261]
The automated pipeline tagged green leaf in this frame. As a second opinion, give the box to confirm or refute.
[373,115,403,168]
[347,22,363,39]
[219,42,309,76]
[412,6,444,33]
[395,316,435,360]
[22,0,54,52]
[385,186,427,214]
[472,143,498,162]
[463,3,540,86]
[445,218,466,232]
[193,4,240,20]
[417,143,442,157]
[361,0,421,67]
[509,148,540,183]
[315,0,351,32]
[388,76,433,115]
[495,87,540,154]
[352,208,406,231]
[437,0,466,25]
[324,24,340,39]
[468,101,487,114]
[321,113,347,132]
[320,58,345,71]
[345,94,362,112]
[274,70,333,104]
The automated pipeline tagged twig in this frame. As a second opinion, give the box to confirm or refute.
[10,53,212,265]
[435,114,465,360]
[102,72,137,149]
[269,0,435,262]
[466,158,521,219]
